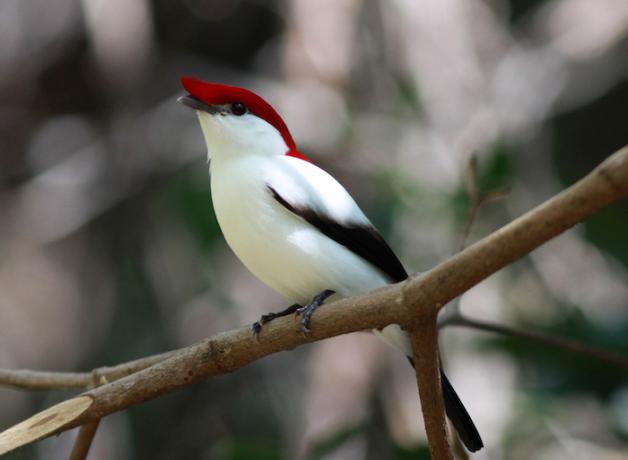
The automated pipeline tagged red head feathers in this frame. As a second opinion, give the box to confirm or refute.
[181,76,310,162]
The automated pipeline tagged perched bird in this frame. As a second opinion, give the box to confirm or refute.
[178,76,483,452]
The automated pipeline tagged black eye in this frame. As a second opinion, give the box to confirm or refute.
[231,102,247,116]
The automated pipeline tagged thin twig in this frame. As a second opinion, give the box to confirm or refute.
[456,153,510,253]
[68,370,106,460]
[68,420,101,460]
[0,145,626,455]
[410,315,453,460]
[441,153,509,324]
[444,314,628,370]
[0,349,182,390]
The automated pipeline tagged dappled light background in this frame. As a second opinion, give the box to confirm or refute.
[1,1,627,459]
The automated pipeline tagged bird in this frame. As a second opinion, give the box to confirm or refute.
[177,75,483,452]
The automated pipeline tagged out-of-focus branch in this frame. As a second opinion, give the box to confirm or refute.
[456,153,509,253]
[409,315,453,460]
[442,153,509,323]
[442,313,628,370]
[0,145,627,456]
[68,420,101,460]
[0,349,182,390]
[68,371,104,460]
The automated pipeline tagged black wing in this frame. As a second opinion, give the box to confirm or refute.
[268,185,408,283]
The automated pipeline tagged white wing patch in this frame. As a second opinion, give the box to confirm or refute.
[267,156,370,226]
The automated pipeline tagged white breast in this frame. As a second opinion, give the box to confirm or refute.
[210,156,388,302]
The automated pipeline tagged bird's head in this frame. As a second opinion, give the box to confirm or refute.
[178,76,299,161]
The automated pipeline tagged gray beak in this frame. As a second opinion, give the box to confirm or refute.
[177,95,219,114]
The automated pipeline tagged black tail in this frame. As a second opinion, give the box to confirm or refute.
[440,368,483,452]
[405,358,483,452]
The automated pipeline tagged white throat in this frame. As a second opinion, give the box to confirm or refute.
[196,111,289,163]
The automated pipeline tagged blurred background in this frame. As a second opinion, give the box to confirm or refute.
[1,0,627,458]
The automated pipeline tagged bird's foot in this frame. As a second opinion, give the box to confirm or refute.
[251,303,301,337]
[295,289,335,334]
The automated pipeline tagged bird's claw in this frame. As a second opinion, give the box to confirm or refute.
[252,290,334,338]
[294,306,312,335]
[251,314,273,338]
[251,321,263,338]
[294,289,335,335]
[250,305,301,338]
[300,320,311,336]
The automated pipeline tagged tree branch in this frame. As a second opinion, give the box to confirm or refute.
[68,420,100,460]
[409,315,453,460]
[443,314,628,370]
[0,349,183,390]
[68,371,105,460]
[0,146,626,455]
